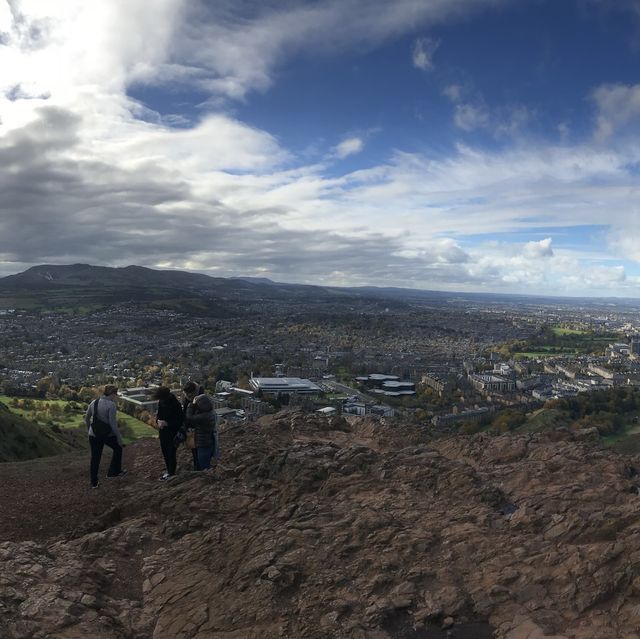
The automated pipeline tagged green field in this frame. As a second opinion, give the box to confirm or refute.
[513,403,640,452]
[514,350,578,359]
[0,395,156,444]
[518,408,571,432]
[552,326,590,336]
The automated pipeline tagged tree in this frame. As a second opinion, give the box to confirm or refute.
[490,410,526,433]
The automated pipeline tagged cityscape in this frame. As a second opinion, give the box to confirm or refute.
[4,0,640,636]
[3,268,640,439]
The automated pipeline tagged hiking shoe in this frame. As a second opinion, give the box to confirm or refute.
[159,473,176,482]
[159,471,170,481]
[91,483,99,489]
[107,469,128,479]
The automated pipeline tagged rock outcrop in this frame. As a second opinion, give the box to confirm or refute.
[2,410,640,638]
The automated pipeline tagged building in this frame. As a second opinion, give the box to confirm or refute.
[249,376,322,395]
[370,404,395,417]
[118,386,163,412]
[421,372,452,394]
[241,396,269,417]
[468,373,515,393]
[356,374,416,396]
[316,406,337,416]
[343,402,367,416]
[588,364,626,384]
[606,343,631,358]
[493,363,513,377]
[432,406,489,427]
[556,363,580,379]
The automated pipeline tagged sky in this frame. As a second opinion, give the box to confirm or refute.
[1,0,640,297]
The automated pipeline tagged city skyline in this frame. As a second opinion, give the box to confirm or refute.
[2,1,640,297]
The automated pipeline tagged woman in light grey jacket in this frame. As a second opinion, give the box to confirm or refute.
[84,385,127,488]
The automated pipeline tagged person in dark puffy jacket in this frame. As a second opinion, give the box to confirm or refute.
[153,386,184,481]
[184,393,216,470]
[182,381,204,470]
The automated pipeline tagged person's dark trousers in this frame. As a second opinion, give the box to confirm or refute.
[159,428,178,476]
[89,435,123,486]
[196,446,213,471]
[191,448,198,470]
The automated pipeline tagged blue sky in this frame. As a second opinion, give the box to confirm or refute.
[2,0,640,297]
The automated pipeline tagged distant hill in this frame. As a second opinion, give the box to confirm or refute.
[0,264,332,314]
[0,263,384,314]
[0,263,253,293]
[2,263,637,313]
[0,401,86,462]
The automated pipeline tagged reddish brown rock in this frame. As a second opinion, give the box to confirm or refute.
[2,410,640,638]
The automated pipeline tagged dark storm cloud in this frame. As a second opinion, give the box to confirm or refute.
[0,104,478,288]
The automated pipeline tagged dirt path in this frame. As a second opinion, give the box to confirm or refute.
[0,442,140,543]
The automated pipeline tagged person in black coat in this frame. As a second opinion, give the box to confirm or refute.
[154,386,184,481]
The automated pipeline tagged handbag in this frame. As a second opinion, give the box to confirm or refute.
[185,430,196,449]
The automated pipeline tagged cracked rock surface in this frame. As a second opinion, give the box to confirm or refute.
[2,410,640,638]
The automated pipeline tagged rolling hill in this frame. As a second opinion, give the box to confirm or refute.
[0,400,87,462]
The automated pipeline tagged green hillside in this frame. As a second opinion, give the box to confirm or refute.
[0,401,87,462]
[0,395,157,446]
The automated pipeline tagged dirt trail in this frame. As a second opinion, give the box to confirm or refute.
[0,442,141,543]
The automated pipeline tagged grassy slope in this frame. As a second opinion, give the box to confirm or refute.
[0,396,156,447]
[0,402,86,462]
[515,404,640,455]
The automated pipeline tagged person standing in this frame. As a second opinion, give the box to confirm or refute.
[182,381,204,470]
[184,394,216,470]
[84,385,127,488]
[154,386,183,481]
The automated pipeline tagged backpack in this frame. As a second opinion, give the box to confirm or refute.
[91,399,113,437]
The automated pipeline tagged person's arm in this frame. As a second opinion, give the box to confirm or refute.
[157,402,167,421]
[84,401,93,431]
[173,400,185,429]
[107,401,123,445]
[185,403,196,423]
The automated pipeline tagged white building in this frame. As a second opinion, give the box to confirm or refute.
[468,374,515,393]
[249,376,322,395]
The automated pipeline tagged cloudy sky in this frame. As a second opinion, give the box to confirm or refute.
[2,0,640,297]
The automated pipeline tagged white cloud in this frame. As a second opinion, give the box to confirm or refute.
[443,84,463,103]
[412,36,440,71]
[523,238,554,258]
[334,137,364,159]
[156,0,508,101]
[3,0,640,296]
[454,103,490,131]
[592,83,640,141]
[452,99,531,137]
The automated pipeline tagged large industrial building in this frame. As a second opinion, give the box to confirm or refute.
[249,376,322,395]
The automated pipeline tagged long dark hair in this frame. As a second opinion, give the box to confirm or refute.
[153,386,172,402]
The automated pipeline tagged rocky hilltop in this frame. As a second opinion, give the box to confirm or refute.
[2,411,640,639]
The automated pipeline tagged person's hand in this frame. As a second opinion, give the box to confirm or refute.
[157,419,168,429]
